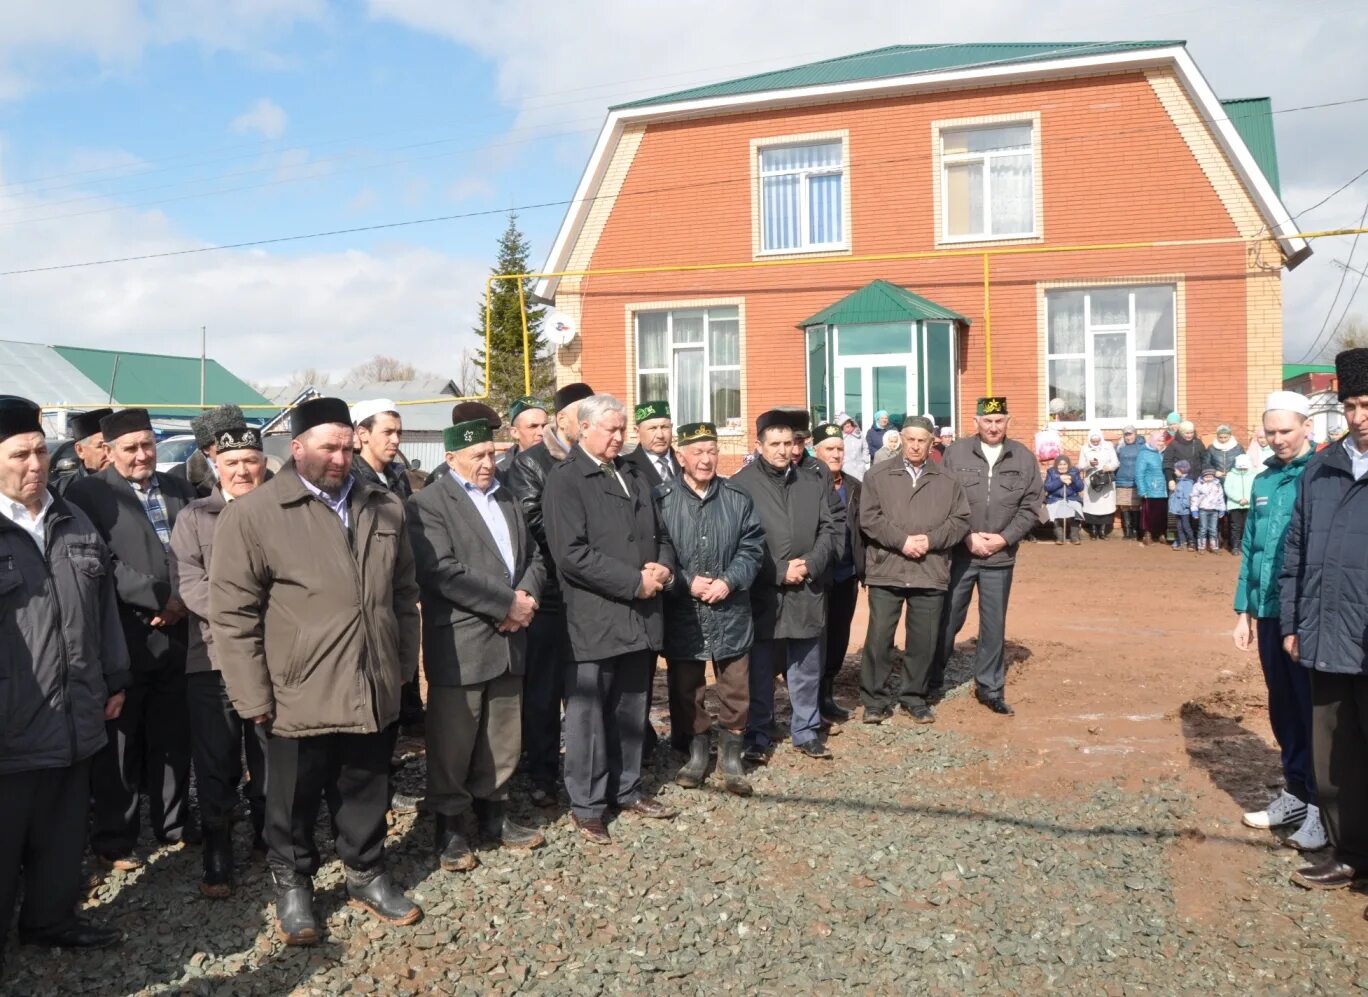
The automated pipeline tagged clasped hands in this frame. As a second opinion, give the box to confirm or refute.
[965,532,1006,558]
[688,575,732,604]
[900,534,930,559]
[497,589,539,633]
[150,595,187,629]
[636,562,672,599]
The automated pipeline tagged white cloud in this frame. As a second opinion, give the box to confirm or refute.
[231,97,288,139]
[0,171,486,384]
[370,0,1368,361]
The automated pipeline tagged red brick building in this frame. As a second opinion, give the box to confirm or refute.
[534,42,1307,452]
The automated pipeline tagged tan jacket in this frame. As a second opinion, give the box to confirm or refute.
[858,458,970,591]
[208,462,420,737]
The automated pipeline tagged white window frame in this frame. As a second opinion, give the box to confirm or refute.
[750,130,851,260]
[932,112,1043,247]
[633,305,743,434]
[1044,284,1179,429]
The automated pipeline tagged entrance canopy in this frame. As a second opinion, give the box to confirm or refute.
[800,280,967,432]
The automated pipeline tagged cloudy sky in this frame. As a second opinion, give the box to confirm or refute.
[0,0,1363,383]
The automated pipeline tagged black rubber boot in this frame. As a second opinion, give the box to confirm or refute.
[819,673,851,723]
[345,867,422,926]
[271,870,318,946]
[199,825,234,899]
[1053,522,1065,544]
[475,800,545,850]
[434,814,477,872]
[675,733,710,789]
[719,730,753,797]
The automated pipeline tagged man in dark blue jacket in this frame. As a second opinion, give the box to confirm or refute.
[0,397,127,959]
[1281,348,1368,895]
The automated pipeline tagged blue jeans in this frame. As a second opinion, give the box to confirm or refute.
[746,637,823,749]
[1197,510,1220,545]
[1257,618,1316,803]
[1174,514,1194,546]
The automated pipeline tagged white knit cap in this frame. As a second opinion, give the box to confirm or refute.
[349,398,400,426]
[1264,390,1311,417]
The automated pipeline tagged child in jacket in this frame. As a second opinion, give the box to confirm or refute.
[1223,454,1256,556]
[1168,459,1196,550]
[1044,456,1085,545]
[1190,466,1227,552]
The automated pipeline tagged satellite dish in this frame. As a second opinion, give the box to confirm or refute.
[545,310,577,347]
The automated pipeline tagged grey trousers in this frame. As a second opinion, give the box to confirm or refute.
[1310,670,1368,869]
[426,672,523,818]
[563,651,652,821]
[933,557,1015,698]
[861,585,944,711]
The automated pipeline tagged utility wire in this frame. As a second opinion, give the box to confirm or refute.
[1292,163,1368,219]
[1298,197,1368,362]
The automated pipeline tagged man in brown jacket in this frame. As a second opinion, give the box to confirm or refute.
[210,397,422,945]
[858,416,970,724]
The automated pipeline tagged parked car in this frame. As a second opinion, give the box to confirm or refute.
[155,434,198,473]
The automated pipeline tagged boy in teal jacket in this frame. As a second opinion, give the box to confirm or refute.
[1232,391,1321,849]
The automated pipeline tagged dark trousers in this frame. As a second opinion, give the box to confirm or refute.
[861,585,944,710]
[522,610,570,790]
[425,673,522,818]
[822,576,859,683]
[399,681,425,728]
[1310,669,1368,868]
[1227,508,1248,552]
[563,651,652,821]
[667,655,749,736]
[186,670,267,834]
[0,760,90,947]
[91,665,192,855]
[747,637,823,750]
[1141,498,1169,540]
[932,557,1015,699]
[265,732,390,880]
[1256,619,1315,803]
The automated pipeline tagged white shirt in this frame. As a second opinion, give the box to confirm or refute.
[0,489,54,552]
[1345,436,1368,481]
[980,442,1003,469]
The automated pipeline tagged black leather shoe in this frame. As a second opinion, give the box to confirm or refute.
[272,874,319,946]
[675,733,710,789]
[903,704,936,724]
[346,870,422,926]
[975,688,1015,715]
[475,801,545,850]
[528,783,557,808]
[794,739,833,760]
[1291,859,1359,890]
[435,814,477,872]
[862,706,890,724]
[20,919,121,950]
[741,743,770,766]
[199,825,235,899]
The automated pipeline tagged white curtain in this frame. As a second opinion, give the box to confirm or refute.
[760,142,842,250]
[809,173,843,244]
[674,349,705,424]
[1093,333,1128,419]
[990,153,1033,235]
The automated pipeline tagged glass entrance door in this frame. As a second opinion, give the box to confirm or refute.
[836,357,914,431]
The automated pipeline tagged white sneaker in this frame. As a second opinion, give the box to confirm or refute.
[1243,789,1307,829]
[1288,806,1328,851]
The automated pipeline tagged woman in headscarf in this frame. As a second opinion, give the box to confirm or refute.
[865,410,890,461]
[1134,431,1170,546]
[1044,455,1085,544]
[1202,424,1245,551]
[1077,428,1120,539]
[872,425,902,464]
[1245,426,1272,470]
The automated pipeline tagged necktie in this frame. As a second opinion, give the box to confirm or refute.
[657,456,673,481]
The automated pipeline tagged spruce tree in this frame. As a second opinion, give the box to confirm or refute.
[472,213,553,420]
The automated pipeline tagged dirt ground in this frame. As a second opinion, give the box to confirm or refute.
[918,534,1368,943]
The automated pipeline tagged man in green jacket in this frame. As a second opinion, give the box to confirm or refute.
[1232,390,1323,850]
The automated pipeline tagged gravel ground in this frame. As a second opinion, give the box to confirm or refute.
[6,541,1368,995]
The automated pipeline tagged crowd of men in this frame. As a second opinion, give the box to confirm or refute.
[4,347,1368,958]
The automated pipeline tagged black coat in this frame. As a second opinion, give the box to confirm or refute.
[1163,435,1207,484]
[65,466,197,671]
[543,445,675,661]
[729,457,838,641]
[1280,444,1368,674]
[622,445,679,490]
[504,431,572,614]
[407,472,545,687]
[655,476,765,661]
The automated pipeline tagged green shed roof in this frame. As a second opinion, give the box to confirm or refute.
[1221,98,1281,195]
[614,41,1183,110]
[1283,362,1335,381]
[798,280,968,328]
[51,345,271,420]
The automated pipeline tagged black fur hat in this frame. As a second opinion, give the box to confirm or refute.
[1336,348,1368,401]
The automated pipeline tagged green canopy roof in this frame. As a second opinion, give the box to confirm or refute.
[614,41,1183,110]
[52,345,271,421]
[798,280,968,329]
[1282,362,1335,381]
[1221,98,1281,195]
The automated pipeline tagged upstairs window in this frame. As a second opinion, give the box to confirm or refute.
[636,306,742,432]
[941,123,1035,241]
[759,141,845,252]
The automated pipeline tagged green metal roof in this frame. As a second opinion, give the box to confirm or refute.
[1283,362,1335,381]
[798,280,968,328]
[614,41,1184,110]
[51,345,271,420]
[1221,98,1281,195]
